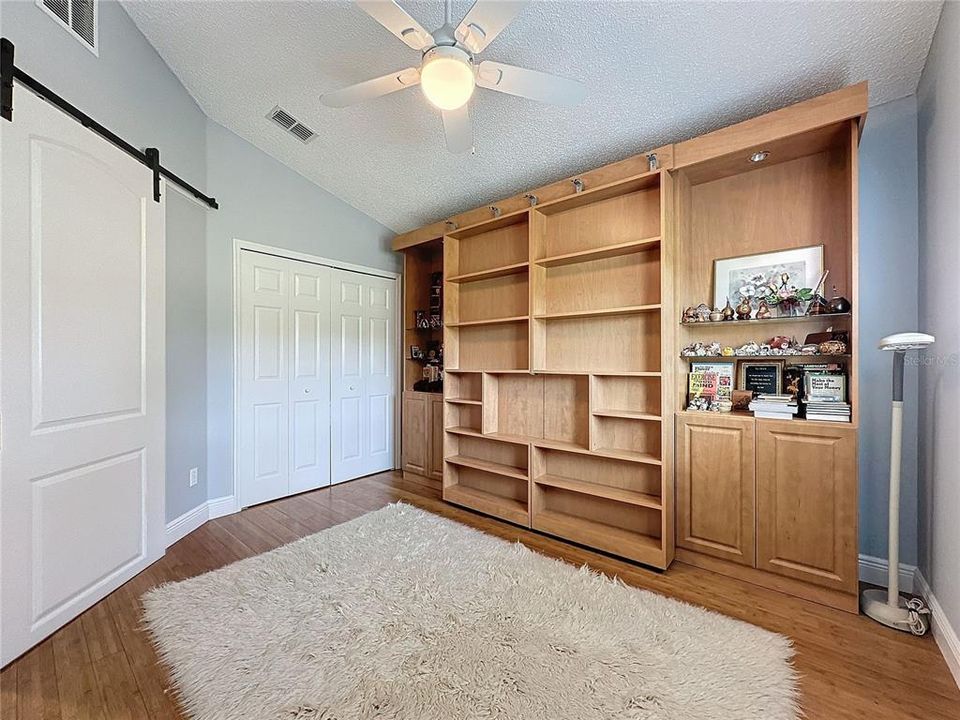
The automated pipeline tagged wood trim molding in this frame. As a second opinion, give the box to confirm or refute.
[673,82,868,168]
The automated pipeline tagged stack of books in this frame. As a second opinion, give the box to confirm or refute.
[803,372,850,422]
[749,394,799,420]
[804,400,852,422]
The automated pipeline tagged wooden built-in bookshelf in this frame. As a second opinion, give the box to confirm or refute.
[396,83,865,604]
[439,168,676,568]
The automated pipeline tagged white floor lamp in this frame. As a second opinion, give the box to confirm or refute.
[861,332,934,635]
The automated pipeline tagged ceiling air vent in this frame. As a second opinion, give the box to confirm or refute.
[267,106,317,144]
[37,0,98,54]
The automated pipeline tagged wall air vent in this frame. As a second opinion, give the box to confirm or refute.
[37,0,98,55]
[267,106,317,144]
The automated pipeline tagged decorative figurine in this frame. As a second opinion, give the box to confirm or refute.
[736,297,753,320]
[800,343,820,355]
[722,298,735,321]
[756,299,772,320]
[695,303,712,322]
[709,308,723,322]
[721,346,735,357]
[735,341,760,356]
[682,306,698,324]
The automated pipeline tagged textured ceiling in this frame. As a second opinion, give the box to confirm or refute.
[123,1,942,233]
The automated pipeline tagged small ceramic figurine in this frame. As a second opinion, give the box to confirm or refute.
[709,308,723,322]
[735,297,752,320]
[756,299,772,320]
[706,341,722,356]
[736,341,760,356]
[722,298,735,321]
[769,335,791,349]
[800,343,820,355]
[682,306,698,323]
[695,303,712,322]
[721,346,735,357]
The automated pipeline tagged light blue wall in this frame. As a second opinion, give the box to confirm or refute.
[857,95,921,565]
[203,119,398,501]
[917,0,960,637]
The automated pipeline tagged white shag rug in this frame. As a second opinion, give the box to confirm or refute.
[143,503,798,720]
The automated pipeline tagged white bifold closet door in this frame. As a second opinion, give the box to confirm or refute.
[0,90,166,666]
[238,252,396,507]
[330,269,396,483]
[239,251,332,506]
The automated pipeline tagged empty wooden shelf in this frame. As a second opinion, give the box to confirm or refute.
[444,484,529,526]
[535,236,661,267]
[534,474,662,510]
[445,455,527,481]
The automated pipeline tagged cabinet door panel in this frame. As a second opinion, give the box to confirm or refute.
[756,420,857,592]
[677,414,755,565]
[402,392,429,476]
[429,396,444,481]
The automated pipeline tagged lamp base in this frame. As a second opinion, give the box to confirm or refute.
[861,588,930,635]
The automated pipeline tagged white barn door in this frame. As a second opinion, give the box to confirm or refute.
[238,251,331,507]
[331,269,396,483]
[0,91,166,665]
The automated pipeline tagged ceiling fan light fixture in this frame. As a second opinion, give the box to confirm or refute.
[420,46,475,111]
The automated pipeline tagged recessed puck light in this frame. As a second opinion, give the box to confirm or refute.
[749,150,770,163]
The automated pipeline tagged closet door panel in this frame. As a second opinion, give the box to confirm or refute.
[331,270,397,483]
[288,265,331,494]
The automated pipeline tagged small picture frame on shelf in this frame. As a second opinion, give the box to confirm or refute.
[409,345,423,360]
[690,361,734,402]
[739,360,784,395]
[712,245,824,312]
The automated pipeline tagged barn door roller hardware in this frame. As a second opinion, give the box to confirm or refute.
[0,38,218,210]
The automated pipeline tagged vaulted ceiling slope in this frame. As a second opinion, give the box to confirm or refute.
[123,1,942,233]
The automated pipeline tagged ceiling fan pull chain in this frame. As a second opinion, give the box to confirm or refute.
[572,178,584,193]
[444,0,452,27]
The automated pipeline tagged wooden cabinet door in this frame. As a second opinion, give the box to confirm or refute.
[401,392,429,476]
[676,413,755,565]
[756,420,858,593]
[428,396,444,481]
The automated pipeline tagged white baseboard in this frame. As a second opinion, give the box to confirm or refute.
[165,495,238,547]
[915,572,960,689]
[208,495,238,519]
[858,553,917,593]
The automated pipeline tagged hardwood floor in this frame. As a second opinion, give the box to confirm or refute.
[2,470,958,719]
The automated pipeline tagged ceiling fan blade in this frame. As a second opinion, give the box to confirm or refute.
[476,61,586,106]
[320,68,420,108]
[356,0,434,50]
[442,105,473,154]
[455,1,528,54]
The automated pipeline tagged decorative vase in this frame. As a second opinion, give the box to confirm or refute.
[776,299,806,317]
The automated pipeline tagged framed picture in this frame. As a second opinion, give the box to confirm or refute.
[690,361,734,400]
[712,245,824,311]
[409,345,423,360]
[739,360,784,395]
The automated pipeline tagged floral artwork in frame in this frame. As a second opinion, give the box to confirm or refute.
[712,245,824,315]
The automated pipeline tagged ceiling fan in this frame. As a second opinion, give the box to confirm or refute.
[320,0,586,153]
